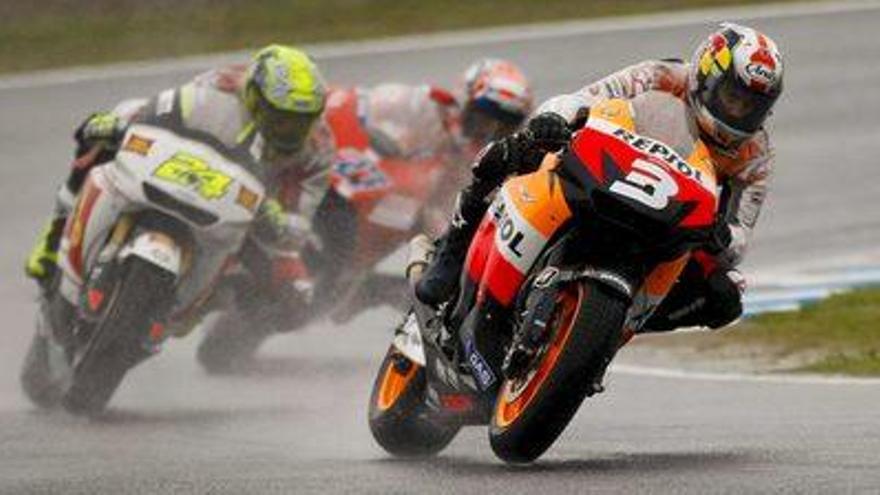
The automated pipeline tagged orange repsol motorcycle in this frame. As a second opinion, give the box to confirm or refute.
[368,93,719,463]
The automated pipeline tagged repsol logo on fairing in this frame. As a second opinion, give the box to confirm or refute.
[612,128,703,183]
[490,200,526,258]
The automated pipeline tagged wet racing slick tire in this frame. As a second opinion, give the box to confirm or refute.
[196,311,273,375]
[21,287,76,409]
[62,258,175,416]
[20,331,65,409]
[489,281,627,463]
[368,347,460,457]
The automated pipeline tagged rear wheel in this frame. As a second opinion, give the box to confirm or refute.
[62,258,175,415]
[368,347,460,457]
[489,281,627,463]
[196,311,273,375]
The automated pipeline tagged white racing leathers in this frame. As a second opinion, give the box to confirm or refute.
[51,66,338,332]
[536,59,773,267]
[99,66,335,251]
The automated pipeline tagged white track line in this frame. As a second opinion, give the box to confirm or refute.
[0,0,879,91]
[613,364,880,385]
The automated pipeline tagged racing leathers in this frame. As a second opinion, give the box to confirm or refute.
[194,82,482,371]
[418,59,774,332]
[358,82,474,234]
[29,64,336,335]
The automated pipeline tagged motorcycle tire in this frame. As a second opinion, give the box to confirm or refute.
[489,280,627,463]
[196,310,273,375]
[20,332,65,409]
[368,347,460,457]
[62,258,174,416]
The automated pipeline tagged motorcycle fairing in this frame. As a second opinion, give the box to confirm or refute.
[325,87,449,272]
[57,123,265,315]
[570,117,717,230]
[464,156,573,307]
[463,97,719,322]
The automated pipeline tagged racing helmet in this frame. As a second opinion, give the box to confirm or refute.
[460,58,533,143]
[688,23,784,152]
[244,45,327,155]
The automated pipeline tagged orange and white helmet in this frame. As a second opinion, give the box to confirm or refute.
[461,58,533,143]
[688,23,784,151]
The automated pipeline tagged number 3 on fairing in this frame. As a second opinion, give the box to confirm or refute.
[609,159,678,209]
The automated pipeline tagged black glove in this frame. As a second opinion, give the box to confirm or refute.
[525,112,572,152]
[470,131,538,184]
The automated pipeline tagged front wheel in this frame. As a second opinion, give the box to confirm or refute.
[62,258,175,415]
[20,332,66,409]
[489,281,627,463]
[368,347,460,457]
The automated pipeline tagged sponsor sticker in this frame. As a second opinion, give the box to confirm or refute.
[745,63,775,85]
[236,186,260,212]
[122,134,154,156]
[464,338,496,391]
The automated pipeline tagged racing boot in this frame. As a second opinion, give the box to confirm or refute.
[414,180,493,306]
[414,129,544,307]
[25,216,67,289]
[642,260,745,332]
[26,180,79,288]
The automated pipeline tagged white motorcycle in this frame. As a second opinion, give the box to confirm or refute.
[20,120,266,415]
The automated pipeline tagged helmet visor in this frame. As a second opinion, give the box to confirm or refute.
[701,73,776,134]
[256,95,320,154]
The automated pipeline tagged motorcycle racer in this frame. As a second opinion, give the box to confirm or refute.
[194,59,535,372]
[415,23,784,335]
[355,59,533,230]
[25,45,333,335]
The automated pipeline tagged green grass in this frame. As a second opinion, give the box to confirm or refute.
[0,0,806,74]
[646,288,880,375]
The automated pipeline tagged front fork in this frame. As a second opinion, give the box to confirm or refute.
[71,214,184,353]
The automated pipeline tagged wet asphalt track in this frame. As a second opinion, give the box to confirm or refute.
[1,3,879,493]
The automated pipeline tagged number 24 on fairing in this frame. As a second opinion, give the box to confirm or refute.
[153,152,233,200]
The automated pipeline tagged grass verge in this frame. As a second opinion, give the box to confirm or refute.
[0,0,806,75]
[636,288,880,375]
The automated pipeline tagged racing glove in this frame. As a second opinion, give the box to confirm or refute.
[525,111,572,152]
[471,131,542,185]
[74,112,127,158]
[469,111,572,182]
[253,198,320,251]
